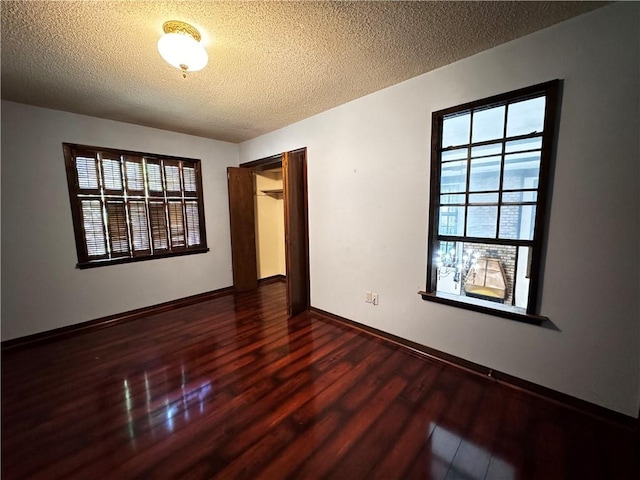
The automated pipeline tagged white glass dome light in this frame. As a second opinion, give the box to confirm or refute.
[158,21,208,78]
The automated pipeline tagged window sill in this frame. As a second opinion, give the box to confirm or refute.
[77,247,210,269]
[418,290,548,326]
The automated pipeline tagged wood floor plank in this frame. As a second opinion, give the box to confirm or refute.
[255,410,343,480]
[445,382,507,479]
[293,375,408,479]
[372,389,449,480]
[2,282,637,479]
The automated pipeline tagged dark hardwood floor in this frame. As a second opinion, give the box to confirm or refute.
[2,281,637,479]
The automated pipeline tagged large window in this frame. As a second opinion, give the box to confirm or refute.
[422,81,560,324]
[63,144,208,268]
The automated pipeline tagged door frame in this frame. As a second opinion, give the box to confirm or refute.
[229,148,310,317]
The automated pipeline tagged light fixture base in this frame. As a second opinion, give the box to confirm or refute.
[162,20,201,42]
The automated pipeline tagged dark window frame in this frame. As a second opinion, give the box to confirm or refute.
[63,143,208,269]
[421,80,561,325]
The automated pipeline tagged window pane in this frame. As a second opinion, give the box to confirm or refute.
[465,256,508,300]
[471,143,502,158]
[472,106,505,143]
[499,205,536,240]
[129,201,150,252]
[503,152,540,190]
[434,241,521,308]
[183,166,197,192]
[469,156,500,192]
[442,113,470,148]
[76,156,99,190]
[505,136,542,153]
[441,148,467,162]
[164,165,181,192]
[106,201,129,255]
[81,200,107,257]
[125,158,144,191]
[503,190,537,203]
[147,162,163,192]
[440,160,467,193]
[168,201,185,247]
[514,246,532,309]
[467,206,497,238]
[439,206,465,236]
[101,156,123,191]
[434,241,463,296]
[469,193,499,204]
[149,202,168,250]
[440,193,465,205]
[185,201,201,246]
[507,96,545,137]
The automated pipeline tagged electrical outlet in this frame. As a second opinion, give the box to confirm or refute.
[365,291,372,303]
[372,292,378,305]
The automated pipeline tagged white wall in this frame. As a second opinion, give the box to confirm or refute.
[1,101,238,340]
[240,3,640,416]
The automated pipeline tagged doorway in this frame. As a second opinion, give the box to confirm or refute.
[227,148,310,317]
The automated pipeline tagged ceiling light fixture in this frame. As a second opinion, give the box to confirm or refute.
[157,20,208,78]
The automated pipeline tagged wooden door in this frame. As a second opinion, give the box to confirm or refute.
[227,167,258,292]
[283,149,310,317]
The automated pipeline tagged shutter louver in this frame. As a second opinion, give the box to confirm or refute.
[185,201,201,246]
[129,201,151,255]
[125,157,145,192]
[81,200,107,258]
[164,164,181,192]
[147,161,163,194]
[76,156,100,190]
[101,155,123,191]
[149,202,169,250]
[106,201,129,256]
[168,201,185,247]
[183,166,197,194]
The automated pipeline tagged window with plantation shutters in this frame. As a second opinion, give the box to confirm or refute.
[63,144,208,268]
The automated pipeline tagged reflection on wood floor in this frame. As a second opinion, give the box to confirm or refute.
[2,281,637,479]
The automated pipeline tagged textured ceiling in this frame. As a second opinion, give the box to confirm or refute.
[1,1,606,143]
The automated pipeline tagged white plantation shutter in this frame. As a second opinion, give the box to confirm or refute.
[76,156,100,191]
[164,163,181,193]
[183,166,197,195]
[168,201,185,247]
[129,201,151,255]
[106,201,129,256]
[124,156,145,193]
[146,160,164,194]
[149,201,169,251]
[185,201,201,246]
[80,199,107,258]
[64,144,207,267]
[101,155,123,192]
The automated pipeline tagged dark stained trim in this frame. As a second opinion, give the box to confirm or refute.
[419,290,547,326]
[637,406,640,456]
[77,246,209,269]
[434,80,561,117]
[1,286,233,352]
[239,153,283,171]
[63,143,202,163]
[258,274,286,285]
[239,148,307,172]
[309,306,636,431]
